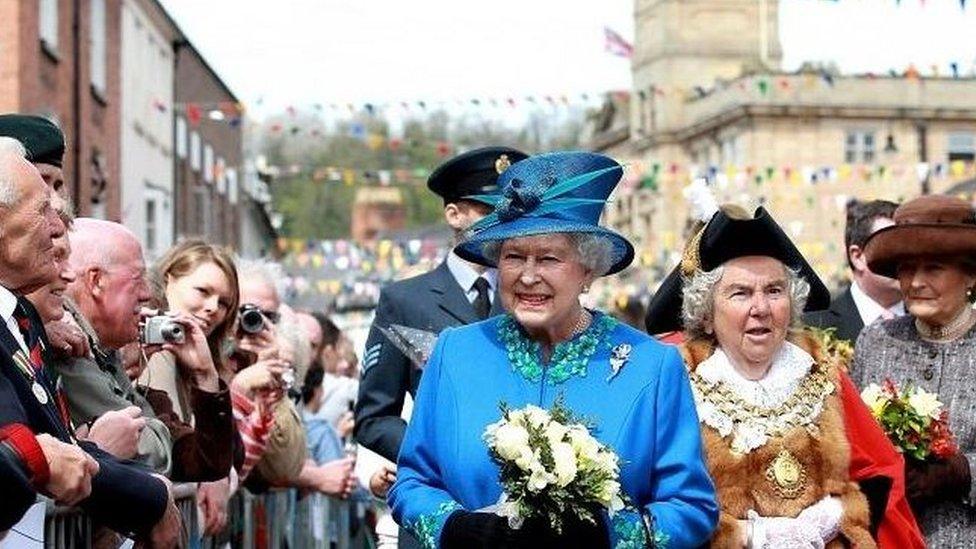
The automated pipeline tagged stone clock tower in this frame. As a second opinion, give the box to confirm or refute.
[631,0,783,143]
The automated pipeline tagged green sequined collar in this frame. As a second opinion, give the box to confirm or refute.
[497,312,617,385]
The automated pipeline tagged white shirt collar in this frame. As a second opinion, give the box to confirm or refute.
[0,285,19,324]
[0,285,28,354]
[697,342,815,409]
[850,280,904,326]
[446,251,497,295]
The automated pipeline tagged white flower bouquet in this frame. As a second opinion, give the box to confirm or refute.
[483,397,627,533]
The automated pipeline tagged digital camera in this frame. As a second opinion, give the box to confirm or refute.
[140,315,185,345]
[238,304,266,335]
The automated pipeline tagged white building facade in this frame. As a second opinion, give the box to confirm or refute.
[120,0,176,260]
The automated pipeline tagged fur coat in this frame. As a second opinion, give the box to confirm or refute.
[680,331,876,548]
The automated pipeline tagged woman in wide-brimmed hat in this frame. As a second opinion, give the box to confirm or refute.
[388,151,718,548]
[852,194,976,547]
[645,198,924,548]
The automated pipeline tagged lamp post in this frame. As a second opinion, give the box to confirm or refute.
[917,123,930,195]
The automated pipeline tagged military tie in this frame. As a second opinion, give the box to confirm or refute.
[472,277,491,320]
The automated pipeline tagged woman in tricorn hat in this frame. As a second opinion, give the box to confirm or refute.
[852,194,976,547]
[645,201,923,548]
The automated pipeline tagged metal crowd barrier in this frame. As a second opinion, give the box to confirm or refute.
[41,484,360,548]
[232,489,358,549]
[43,500,91,549]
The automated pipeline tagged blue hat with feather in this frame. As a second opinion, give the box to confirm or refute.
[454,151,635,276]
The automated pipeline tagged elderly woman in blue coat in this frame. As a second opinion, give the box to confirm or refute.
[387,151,718,548]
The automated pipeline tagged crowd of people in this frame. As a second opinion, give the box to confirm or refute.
[0,112,974,549]
[0,115,395,548]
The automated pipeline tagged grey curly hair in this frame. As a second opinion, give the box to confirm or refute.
[681,261,811,340]
[481,232,616,276]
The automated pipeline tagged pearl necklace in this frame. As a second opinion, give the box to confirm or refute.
[571,308,593,337]
[915,306,975,342]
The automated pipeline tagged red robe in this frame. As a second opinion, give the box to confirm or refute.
[839,372,925,549]
[654,331,925,548]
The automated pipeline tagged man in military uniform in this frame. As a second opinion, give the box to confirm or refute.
[0,135,179,544]
[354,146,525,545]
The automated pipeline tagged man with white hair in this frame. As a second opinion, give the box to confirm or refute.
[0,137,178,544]
[49,218,172,474]
[234,258,355,497]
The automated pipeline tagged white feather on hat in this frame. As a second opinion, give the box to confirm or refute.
[682,178,718,224]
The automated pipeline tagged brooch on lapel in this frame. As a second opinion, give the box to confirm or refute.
[607,343,632,382]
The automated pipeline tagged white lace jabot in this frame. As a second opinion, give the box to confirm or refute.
[692,341,829,454]
[696,342,815,409]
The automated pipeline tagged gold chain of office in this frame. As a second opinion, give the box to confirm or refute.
[689,364,836,440]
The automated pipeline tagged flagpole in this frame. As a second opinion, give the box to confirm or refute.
[759,0,769,68]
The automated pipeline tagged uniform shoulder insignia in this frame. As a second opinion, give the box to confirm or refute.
[363,343,382,373]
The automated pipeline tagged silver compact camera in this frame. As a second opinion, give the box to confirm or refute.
[140,315,185,345]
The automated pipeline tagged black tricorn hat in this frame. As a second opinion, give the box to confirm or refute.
[644,206,831,335]
[427,146,528,205]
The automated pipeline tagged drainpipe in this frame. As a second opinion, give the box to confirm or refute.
[172,38,188,240]
[71,0,82,208]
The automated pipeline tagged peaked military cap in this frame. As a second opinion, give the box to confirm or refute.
[427,146,528,205]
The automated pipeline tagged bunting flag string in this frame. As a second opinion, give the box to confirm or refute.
[620,159,976,195]
[259,158,976,191]
[825,0,970,8]
[161,63,976,132]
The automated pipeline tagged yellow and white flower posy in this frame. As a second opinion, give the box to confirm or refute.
[483,399,627,532]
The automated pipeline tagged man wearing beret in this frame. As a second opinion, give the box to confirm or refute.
[355,146,526,547]
[0,129,179,545]
[0,114,69,212]
[0,115,94,361]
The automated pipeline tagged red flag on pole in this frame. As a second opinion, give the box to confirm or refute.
[604,27,633,58]
[186,103,202,126]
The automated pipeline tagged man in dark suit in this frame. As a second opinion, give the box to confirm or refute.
[355,146,527,462]
[354,146,526,546]
[806,199,903,342]
[0,136,179,544]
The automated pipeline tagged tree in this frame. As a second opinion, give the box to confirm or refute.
[255,106,587,239]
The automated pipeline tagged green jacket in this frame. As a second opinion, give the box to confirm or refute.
[49,301,172,475]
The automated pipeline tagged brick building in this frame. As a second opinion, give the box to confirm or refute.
[350,187,406,244]
[0,0,122,219]
[2,0,267,254]
[172,40,244,249]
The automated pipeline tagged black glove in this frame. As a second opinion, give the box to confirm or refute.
[516,511,611,549]
[441,510,610,549]
[905,453,971,511]
[441,511,522,549]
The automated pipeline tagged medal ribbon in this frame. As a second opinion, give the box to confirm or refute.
[14,306,72,430]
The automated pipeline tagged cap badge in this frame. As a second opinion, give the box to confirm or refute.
[495,154,512,174]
